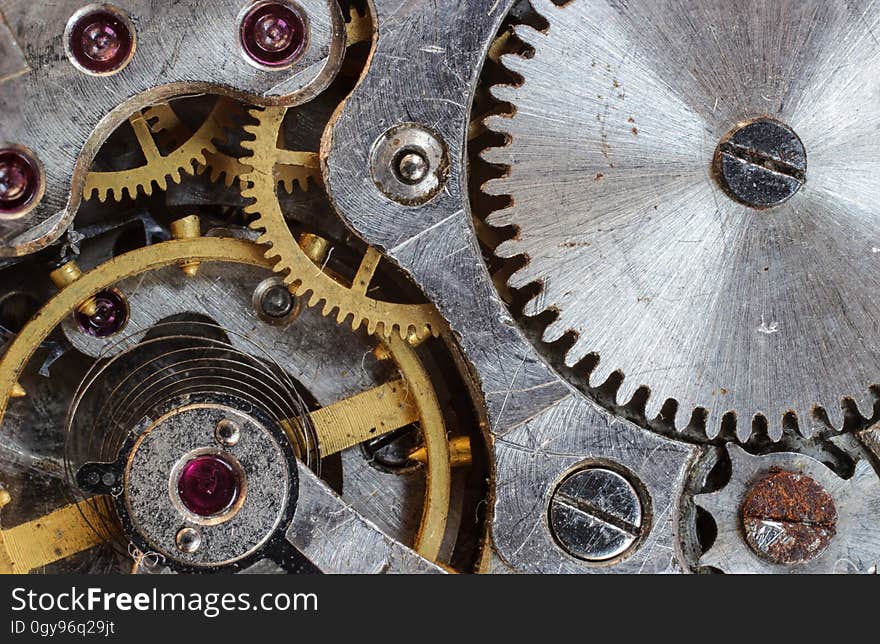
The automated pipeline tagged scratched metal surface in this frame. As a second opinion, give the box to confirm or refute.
[482,0,880,440]
[323,0,701,573]
[55,262,435,551]
[0,0,343,255]
[4,0,878,574]
[289,462,444,573]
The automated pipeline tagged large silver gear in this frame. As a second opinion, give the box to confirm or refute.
[482,0,880,440]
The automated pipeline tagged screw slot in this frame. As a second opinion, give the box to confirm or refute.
[715,118,807,209]
[740,470,837,566]
[549,466,647,564]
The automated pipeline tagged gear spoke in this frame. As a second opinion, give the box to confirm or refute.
[82,101,229,202]
[352,247,381,295]
[0,499,110,573]
[275,149,319,169]
[129,113,162,164]
[309,378,418,456]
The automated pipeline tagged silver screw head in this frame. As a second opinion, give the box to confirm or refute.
[395,150,429,184]
[370,124,449,205]
[215,419,241,447]
[253,277,300,326]
[176,527,202,553]
[260,284,294,318]
[549,467,645,563]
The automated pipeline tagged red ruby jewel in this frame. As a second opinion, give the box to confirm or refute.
[177,455,240,517]
[68,9,134,74]
[0,149,40,216]
[240,2,307,68]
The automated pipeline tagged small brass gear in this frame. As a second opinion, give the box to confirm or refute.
[344,3,373,47]
[143,100,319,193]
[239,105,444,340]
[82,99,237,202]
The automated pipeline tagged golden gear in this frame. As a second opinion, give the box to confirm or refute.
[345,4,373,47]
[82,99,237,203]
[240,106,445,339]
[112,3,373,198]
[0,235,453,572]
[144,101,320,193]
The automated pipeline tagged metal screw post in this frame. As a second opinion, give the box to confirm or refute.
[259,285,295,319]
[395,150,429,184]
[549,467,644,562]
[215,419,242,447]
[370,124,448,205]
[176,527,202,554]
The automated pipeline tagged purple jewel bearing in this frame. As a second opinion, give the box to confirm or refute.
[0,148,41,218]
[75,289,128,337]
[66,6,136,75]
[239,1,308,69]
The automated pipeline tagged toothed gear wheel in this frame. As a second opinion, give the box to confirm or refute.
[693,445,880,573]
[480,0,880,440]
[240,106,444,339]
[141,101,319,192]
[82,99,237,202]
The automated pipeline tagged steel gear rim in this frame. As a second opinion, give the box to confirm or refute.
[477,0,880,441]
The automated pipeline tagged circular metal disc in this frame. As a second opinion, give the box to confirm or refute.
[482,0,880,438]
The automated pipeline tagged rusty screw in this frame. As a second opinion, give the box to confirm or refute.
[740,469,837,566]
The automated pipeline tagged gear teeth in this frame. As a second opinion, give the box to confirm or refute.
[643,392,667,422]
[474,8,877,446]
[616,377,642,410]
[797,407,815,438]
[83,101,227,203]
[588,359,617,389]
[278,167,319,194]
[345,4,372,46]
[824,403,844,431]
[491,236,522,259]
[481,176,513,199]
[479,147,512,170]
[512,22,547,48]
[496,53,533,81]
[488,83,519,106]
[529,0,562,19]
[540,316,569,345]
[482,112,514,134]
[238,104,445,342]
[767,413,785,442]
[854,392,875,421]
